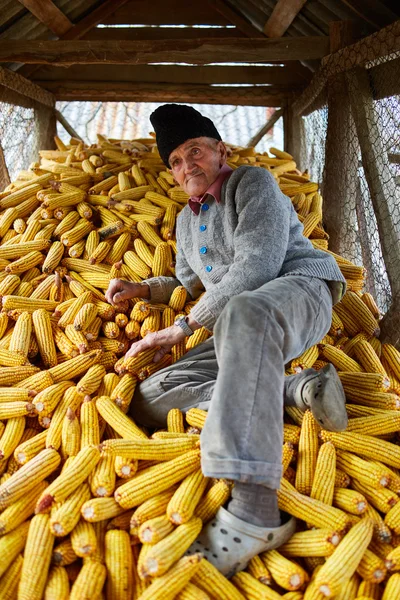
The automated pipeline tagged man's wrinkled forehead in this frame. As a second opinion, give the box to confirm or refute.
[169,137,215,163]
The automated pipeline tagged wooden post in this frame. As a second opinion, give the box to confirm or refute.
[36,106,57,151]
[347,66,400,347]
[247,108,284,148]
[322,22,359,256]
[0,142,10,190]
[55,109,83,142]
[283,99,304,170]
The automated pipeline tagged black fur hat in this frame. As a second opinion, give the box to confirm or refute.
[150,104,222,167]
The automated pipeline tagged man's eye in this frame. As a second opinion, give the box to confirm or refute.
[192,148,200,155]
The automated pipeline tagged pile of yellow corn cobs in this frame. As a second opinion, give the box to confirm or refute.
[0,132,398,599]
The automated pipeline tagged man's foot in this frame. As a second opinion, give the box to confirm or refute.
[284,363,348,431]
[186,506,295,578]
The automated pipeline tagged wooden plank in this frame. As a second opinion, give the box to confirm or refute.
[369,57,400,101]
[0,66,54,107]
[82,26,246,40]
[32,64,312,86]
[0,143,11,191]
[16,0,73,36]
[209,0,264,37]
[54,109,83,142]
[43,81,287,106]
[339,0,398,30]
[101,0,228,25]
[247,108,284,147]
[0,37,330,65]
[263,0,308,37]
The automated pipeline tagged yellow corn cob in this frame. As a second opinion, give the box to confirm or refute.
[90,452,116,497]
[353,339,387,376]
[175,582,211,600]
[336,451,390,488]
[2,295,58,312]
[261,550,309,591]
[69,239,86,258]
[0,402,34,420]
[346,413,400,436]
[89,240,111,265]
[102,320,120,339]
[357,580,382,599]
[0,417,25,460]
[333,488,367,515]
[130,300,151,322]
[185,408,207,430]
[69,561,106,600]
[73,302,98,332]
[320,430,400,469]
[76,365,105,396]
[0,521,29,579]
[9,311,31,358]
[130,487,178,529]
[278,479,350,532]
[81,497,125,523]
[167,468,208,525]
[140,516,202,578]
[50,483,91,537]
[36,445,100,513]
[194,479,231,523]
[0,365,38,386]
[115,455,138,479]
[42,241,64,274]
[314,519,373,597]
[245,554,273,586]
[169,286,187,311]
[44,565,70,600]
[96,396,147,440]
[341,291,380,337]
[281,529,342,560]
[98,372,120,397]
[295,411,319,495]
[48,349,101,383]
[116,449,201,509]
[160,203,177,241]
[0,239,49,260]
[321,344,363,372]
[124,250,152,279]
[84,315,102,341]
[33,381,74,418]
[102,436,199,460]
[53,326,79,358]
[18,514,54,600]
[167,408,185,433]
[351,477,398,514]
[61,408,81,457]
[283,424,301,445]
[115,312,129,329]
[5,250,44,274]
[57,291,93,328]
[382,344,400,381]
[104,529,133,600]
[0,553,23,599]
[30,313,55,369]
[109,374,136,411]
[310,441,336,507]
[338,371,390,392]
[232,571,286,599]
[137,553,203,600]
[343,387,400,410]
[192,558,246,600]
[134,238,154,268]
[61,219,93,247]
[152,242,173,277]
[0,274,20,296]
[186,327,209,350]
[52,539,78,567]
[138,514,175,544]
[356,548,386,583]
[70,518,97,557]
[0,388,33,403]
[0,348,27,367]
[80,396,100,448]
[0,478,46,537]
[370,336,382,358]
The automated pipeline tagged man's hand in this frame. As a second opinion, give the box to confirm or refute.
[125,325,186,362]
[105,279,149,306]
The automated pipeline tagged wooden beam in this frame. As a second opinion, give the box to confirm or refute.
[369,57,400,101]
[209,0,265,37]
[82,26,246,40]
[264,0,308,37]
[43,81,287,106]
[54,109,83,142]
[33,64,312,87]
[17,0,73,36]
[0,66,54,107]
[247,108,284,147]
[0,143,11,191]
[339,0,398,30]
[0,37,330,65]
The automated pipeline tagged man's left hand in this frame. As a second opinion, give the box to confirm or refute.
[125,325,187,362]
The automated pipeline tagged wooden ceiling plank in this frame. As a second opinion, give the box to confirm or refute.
[263,0,308,37]
[81,26,246,40]
[208,0,265,37]
[41,80,287,106]
[101,0,228,26]
[0,37,330,64]
[60,0,132,41]
[339,0,398,30]
[32,64,311,86]
[16,0,73,36]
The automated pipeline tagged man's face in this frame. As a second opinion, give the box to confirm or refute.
[169,137,227,196]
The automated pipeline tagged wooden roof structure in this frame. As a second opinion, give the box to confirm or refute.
[0,0,399,106]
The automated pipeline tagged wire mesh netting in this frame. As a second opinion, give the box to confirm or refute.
[55,101,284,154]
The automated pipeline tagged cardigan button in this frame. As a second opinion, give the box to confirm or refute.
[199,225,207,232]
[200,246,207,255]
[201,203,209,211]
[205,265,213,272]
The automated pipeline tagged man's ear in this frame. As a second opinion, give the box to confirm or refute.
[217,141,228,166]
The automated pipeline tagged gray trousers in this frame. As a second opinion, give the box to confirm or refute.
[130,275,333,489]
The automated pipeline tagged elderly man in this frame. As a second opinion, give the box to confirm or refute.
[105,104,347,576]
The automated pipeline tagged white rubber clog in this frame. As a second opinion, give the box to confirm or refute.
[186,507,296,578]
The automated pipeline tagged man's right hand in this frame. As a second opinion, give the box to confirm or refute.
[105,279,150,306]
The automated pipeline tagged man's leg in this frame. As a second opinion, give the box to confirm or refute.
[200,275,333,488]
[130,337,218,428]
